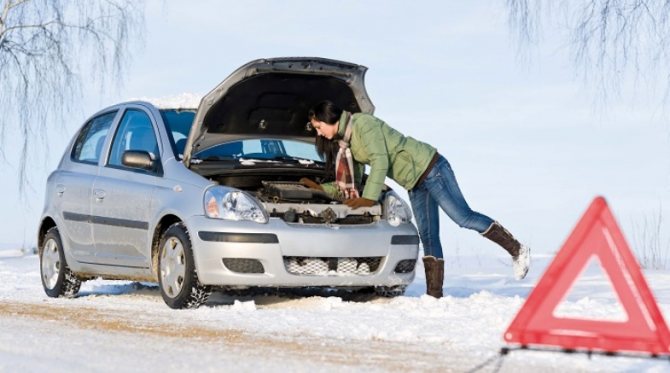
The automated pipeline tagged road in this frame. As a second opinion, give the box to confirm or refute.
[1,253,657,372]
[0,296,486,372]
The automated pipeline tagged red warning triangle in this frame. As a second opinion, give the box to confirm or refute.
[504,196,670,355]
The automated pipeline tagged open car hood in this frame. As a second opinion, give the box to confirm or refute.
[183,57,374,166]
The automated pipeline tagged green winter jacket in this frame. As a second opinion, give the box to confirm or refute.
[322,111,437,201]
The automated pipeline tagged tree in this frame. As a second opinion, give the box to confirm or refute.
[0,0,144,189]
[506,0,670,103]
[507,1,670,264]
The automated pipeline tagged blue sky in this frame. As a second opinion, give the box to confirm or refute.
[1,1,668,258]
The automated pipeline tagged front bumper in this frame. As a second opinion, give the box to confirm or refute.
[185,215,419,288]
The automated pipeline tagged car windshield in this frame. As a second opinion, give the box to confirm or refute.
[194,138,322,163]
[160,109,196,158]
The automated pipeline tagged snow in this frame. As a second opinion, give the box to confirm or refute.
[0,249,23,258]
[1,251,669,371]
[129,92,202,109]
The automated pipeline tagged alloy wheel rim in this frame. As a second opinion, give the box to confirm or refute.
[41,238,60,289]
[160,237,186,298]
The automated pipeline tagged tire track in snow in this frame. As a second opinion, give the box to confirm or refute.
[0,300,461,371]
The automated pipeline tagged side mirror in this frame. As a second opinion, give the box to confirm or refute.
[122,150,155,170]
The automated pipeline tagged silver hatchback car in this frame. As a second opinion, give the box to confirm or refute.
[39,57,419,309]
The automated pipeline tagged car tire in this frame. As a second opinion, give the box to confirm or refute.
[158,222,211,309]
[374,285,407,297]
[40,227,81,298]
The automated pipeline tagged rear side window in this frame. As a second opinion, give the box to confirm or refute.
[71,111,117,165]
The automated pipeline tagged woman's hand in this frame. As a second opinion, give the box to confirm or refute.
[299,177,323,191]
[344,197,376,209]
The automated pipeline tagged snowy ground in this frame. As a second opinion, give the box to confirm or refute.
[1,249,669,372]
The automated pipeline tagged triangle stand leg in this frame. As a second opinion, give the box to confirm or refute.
[501,345,670,362]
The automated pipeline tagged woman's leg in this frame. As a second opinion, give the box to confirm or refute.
[409,184,444,298]
[409,183,443,259]
[421,156,493,233]
[421,155,530,279]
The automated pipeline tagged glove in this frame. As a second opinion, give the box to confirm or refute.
[344,197,376,209]
[299,177,323,191]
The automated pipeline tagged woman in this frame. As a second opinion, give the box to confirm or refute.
[301,101,530,298]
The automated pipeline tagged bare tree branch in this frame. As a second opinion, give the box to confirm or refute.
[0,0,145,191]
[506,0,670,106]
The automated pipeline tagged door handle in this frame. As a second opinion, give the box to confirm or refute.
[55,184,65,197]
[94,189,106,201]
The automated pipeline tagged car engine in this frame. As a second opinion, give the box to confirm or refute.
[255,181,381,225]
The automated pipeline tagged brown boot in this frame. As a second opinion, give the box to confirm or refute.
[482,221,530,280]
[423,256,444,298]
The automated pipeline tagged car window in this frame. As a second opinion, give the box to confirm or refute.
[195,138,322,162]
[160,109,195,159]
[108,109,160,169]
[71,111,117,165]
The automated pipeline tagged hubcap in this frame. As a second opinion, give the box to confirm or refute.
[41,238,60,289]
[160,237,186,298]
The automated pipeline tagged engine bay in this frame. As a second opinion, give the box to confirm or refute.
[257,181,381,225]
[257,181,338,204]
[204,172,383,225]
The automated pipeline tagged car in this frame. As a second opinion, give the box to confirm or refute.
[38,57,420,309]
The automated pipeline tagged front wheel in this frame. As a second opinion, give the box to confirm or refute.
[40,227,81,298]
[158,223,211,309]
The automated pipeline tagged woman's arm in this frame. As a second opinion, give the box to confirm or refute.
[358,121,389,201]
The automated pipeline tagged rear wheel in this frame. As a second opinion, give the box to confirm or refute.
[40,227,81,298]
[158,223,210,309]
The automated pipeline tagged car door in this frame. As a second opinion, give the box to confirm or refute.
[91,107,162,268]
[57,110,117,262]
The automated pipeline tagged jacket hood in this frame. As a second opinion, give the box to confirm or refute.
[183,57,375,166]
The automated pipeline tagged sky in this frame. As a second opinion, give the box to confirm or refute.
[1,0,668,260]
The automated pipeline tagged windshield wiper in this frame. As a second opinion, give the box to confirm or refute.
[194,154,323,165]
[191,155,237,163]
[270,155,322,164]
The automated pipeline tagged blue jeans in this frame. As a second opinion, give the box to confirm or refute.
[408,155,494,259]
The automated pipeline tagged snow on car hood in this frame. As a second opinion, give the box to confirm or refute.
[183,57,375,166]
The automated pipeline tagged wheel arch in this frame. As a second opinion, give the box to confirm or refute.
[38,216,58,250]
[151,214,184,278]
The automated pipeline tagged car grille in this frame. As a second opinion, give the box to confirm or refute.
[283,256,382,276]
[222,258,265,274]
[394,259,416,273]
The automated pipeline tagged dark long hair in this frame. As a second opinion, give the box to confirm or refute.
[308,100,342,124]
[315,136,339,180]
[309,100,343,180]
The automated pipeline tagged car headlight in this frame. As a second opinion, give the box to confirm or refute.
[384,191,412,227]
[204,186,268,224]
